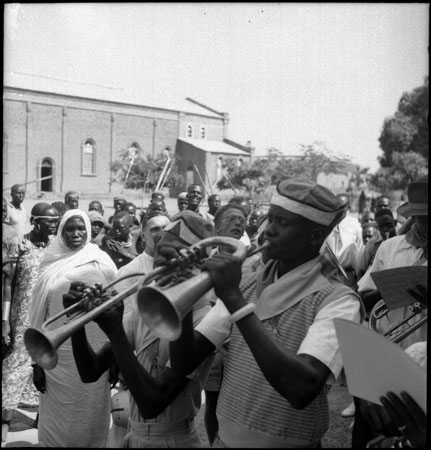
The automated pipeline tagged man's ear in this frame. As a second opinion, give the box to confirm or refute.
[310,226,327,248]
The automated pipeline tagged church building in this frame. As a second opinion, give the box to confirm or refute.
[3,74,251,197]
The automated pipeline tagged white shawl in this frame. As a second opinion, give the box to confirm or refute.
[29,209,118,328]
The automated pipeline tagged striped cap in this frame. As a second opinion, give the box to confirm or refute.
[271,179,345,226]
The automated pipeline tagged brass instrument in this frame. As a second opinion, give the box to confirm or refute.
[24,267,166,370]
[136,237,267,341]
[25,236,264,369]
[368,298,427,344]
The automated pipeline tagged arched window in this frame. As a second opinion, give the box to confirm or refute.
[200,126,206,139]
[82,139,96,175]
[186,124,193,138]
[3,132,8,173]
[40,158,54,192]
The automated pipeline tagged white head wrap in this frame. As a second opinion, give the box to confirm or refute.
[29,209,117,328]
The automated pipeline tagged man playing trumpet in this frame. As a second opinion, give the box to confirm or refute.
[63,210,216,447]
[160,178,363,448]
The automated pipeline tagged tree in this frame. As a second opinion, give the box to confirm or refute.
[294,142,351,182]
[348,164,370,192]
[110,149,184,192]
[369,151,428,192]
[216,141,352,202]
[378,77,429,166]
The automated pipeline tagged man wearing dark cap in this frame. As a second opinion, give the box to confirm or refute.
[63,210,216,447]
[353,175,428,447]
[357,175,427,346]
[165,178,362,448]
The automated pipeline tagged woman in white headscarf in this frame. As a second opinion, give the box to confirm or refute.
[29,209,117,448]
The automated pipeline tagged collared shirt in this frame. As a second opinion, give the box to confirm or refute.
[357,235,426,292]
[324,215,363,270]
[357,234,427,350]
[196,265,360,381]
[116,251,154,315]
[122,300,213,426]
[355,234,383,279]
[195,257,361,447]
[5,203,27,235]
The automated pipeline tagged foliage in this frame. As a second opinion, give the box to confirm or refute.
[110,148,184,191]
[369,151,428,191]
[348,164,370,192]
[378,77,429,166]
[294,142,351,182]
[216,141,352,202]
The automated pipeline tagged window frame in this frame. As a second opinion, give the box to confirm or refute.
[81,138,97,176]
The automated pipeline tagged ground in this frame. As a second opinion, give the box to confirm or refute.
[3,379,354,447]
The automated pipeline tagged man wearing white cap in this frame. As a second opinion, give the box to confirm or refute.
[164,178,363,448]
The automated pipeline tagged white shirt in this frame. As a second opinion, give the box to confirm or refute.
[115,251,154,315]
[357,235,426,292]
[196,280,361,381]
[324,215,363,270]
[357,234,427,350]
[5,203,28,235]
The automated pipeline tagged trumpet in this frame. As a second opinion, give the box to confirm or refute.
[368,298,427,344]
[137,238,268,341]
[25,236,262,369]
[24,267,166,370]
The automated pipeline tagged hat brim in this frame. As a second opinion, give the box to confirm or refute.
[397,201,428,218]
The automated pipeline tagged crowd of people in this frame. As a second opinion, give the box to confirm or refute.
[1,175,427,448]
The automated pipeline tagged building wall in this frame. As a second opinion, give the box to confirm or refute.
[3,88,224,197]
[174,141,208,194]
[180,113,224,141]
[3,100,29,185]
[316,171,352,193]
[172,141,251,197]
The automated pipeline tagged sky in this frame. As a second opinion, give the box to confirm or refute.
[4,3,429,172]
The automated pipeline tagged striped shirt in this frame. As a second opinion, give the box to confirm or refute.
[196,266,361,447]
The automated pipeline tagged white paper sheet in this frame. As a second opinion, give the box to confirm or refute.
[370,266,427,310]
[334,318,426,413]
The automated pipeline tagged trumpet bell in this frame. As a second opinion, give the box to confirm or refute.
[24,327,58,370]
[137,271,213,341]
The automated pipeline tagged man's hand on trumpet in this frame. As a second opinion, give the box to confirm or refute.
[154,241,191,267]
[201,252,243,310]
[406,283,427,306]
[63,281,124,336]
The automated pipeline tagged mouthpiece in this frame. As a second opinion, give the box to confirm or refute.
[246,240,270,258]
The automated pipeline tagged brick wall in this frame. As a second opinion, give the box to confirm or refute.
[3,89,225,197]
